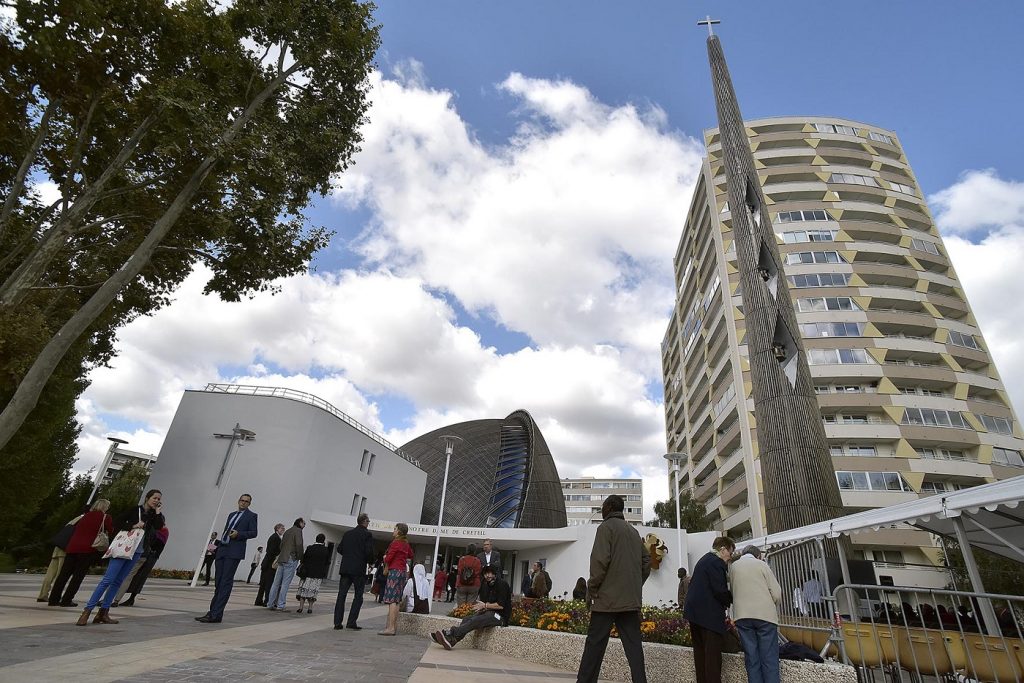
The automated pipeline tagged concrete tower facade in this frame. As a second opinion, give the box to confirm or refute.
[662,43,1024,561]
[704,34,845,534]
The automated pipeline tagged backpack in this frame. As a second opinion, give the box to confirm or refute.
[460,562,476,584]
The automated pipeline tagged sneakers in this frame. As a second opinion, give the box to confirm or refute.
[431,630,453,650]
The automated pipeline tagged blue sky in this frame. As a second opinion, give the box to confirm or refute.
[76,2,1024,519]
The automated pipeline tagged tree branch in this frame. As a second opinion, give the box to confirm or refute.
[61,93,101,212]
[0,62,301,452]
[0,105,165,309]
[68,213,137,236]
[0,98,59,240]
[28,281,107,291]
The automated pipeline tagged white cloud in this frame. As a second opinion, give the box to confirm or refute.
[76,67,702,521]
[930,169,1024,421]
[930,169,1024,235]
[335,68,704,364]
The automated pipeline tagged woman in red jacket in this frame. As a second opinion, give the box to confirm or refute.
[377,522,413,636]
[47,499,115,606]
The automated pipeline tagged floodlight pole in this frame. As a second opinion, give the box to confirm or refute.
[87,437,130,505]
[190,425,255,588]
[664,452,687,569]
[429,434,462,609]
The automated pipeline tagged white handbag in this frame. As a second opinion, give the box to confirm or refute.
[103,509,144,560]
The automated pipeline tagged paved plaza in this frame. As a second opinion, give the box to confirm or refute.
[0,573,587,682]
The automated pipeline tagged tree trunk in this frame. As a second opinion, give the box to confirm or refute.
[0,67,297,453]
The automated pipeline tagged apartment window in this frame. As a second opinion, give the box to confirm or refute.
[920,480,947,495]
[625,495,642,501]
[836,471,912,492]
[889,181,916,195]
[816,123,859,136]
[992,447,1024,467]
[849,445,877,457]
[777,209,830,223]
[782,229,838,243]
[786,251,844,265]
[910,238,940,256]
[830,445,844,456]
[800,322,863,338]
[869,131,894,144]
[899,386,947,397]
[824,414,870,425]
[789,272,849,288]
[979,414,1013,435]
[919,448,967,461]
[808,348,871,365]
[830,172,879,187]
[875,550,905,564]
[948,330,980,350]
[796,296,858,312]
[902,407,970,429]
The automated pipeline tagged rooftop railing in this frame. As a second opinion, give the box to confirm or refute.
[202,383,419,468]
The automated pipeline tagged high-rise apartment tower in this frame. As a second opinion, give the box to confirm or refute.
[662,87,1024,562]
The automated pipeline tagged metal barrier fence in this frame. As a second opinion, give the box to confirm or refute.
[766,538,841,657]
[827,584,1024,683]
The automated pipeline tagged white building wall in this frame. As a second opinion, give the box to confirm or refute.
[147,390,426,578]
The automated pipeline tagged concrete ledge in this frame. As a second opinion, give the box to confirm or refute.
[399,613,856,683]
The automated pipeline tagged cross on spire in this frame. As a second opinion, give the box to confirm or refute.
[697,15,720,36]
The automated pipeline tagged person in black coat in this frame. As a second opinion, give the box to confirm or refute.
[683,536,735,683]
[334,512,375,629]
[295,534,331,614]
[255,523,285,606]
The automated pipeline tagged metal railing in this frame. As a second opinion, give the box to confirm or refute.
[202,383,420,467]
[831,584,1024,682]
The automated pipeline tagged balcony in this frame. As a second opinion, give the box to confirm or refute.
[720,476,748,506]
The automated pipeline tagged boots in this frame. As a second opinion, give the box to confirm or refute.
[93,607,119,624]
[76,608,92,626]
[121,595,136,607]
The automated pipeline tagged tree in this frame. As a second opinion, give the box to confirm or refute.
[0,0,380,452]
[645,490,714,532]
[941,539,1024,598]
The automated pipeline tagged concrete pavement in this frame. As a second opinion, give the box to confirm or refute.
[0,573,584,682]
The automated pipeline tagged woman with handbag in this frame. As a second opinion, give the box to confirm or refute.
[295,533,331,614]
[47,499,114,607]
[77,489,165,626]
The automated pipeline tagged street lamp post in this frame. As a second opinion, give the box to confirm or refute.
[190,424,256,588]
[663,452,688,569]
[87,436,129,505]
[429,434,462,609]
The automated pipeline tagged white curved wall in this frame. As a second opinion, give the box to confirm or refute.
[147,390,427,577]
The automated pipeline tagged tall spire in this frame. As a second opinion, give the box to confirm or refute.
[704,33,845,534]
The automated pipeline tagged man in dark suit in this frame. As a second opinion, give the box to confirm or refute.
[196,493,259,623]
[255,523,284,606]
[683,536,735,683]
[334,512,375,630]
[476,539,502,576]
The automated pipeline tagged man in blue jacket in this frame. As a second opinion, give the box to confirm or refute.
[197,493,259,623]
[683,536,735,683]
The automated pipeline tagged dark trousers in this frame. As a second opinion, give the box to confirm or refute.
[577,611,647,683]
[255,565,274,605]
[447,609,501,643]
[690,623,725,683]
[48,552,97,604]
[126,553,160,596]
[202,555,215,584]
[246,563,258,583]
[334,572,366,627]
[208,556,240,619]
[446,584,456,601]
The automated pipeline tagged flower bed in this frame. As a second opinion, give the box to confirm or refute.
[449,596,691,647]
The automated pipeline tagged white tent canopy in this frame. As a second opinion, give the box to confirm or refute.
[750,473,1024,563]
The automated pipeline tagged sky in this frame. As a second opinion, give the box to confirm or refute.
[69,1,1024,523]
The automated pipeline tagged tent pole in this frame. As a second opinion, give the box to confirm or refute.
[952,516,1000,635]
[835,537,855,622]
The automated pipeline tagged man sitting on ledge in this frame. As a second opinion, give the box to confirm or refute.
[431,564,511,650]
